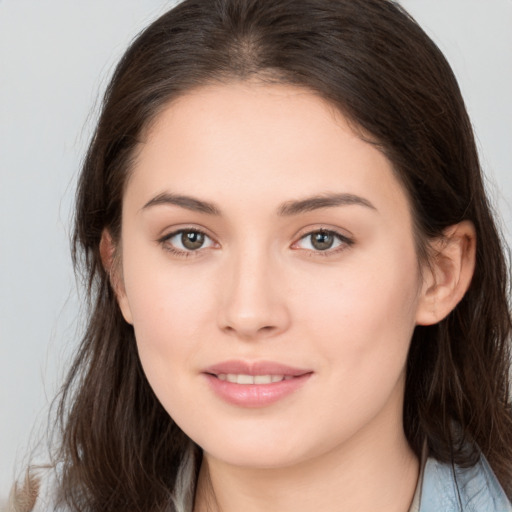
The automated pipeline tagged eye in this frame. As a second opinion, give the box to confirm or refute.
[293,229,352,253]
[161,229,216,254]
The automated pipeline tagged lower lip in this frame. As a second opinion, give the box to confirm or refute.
[204,373,312,407]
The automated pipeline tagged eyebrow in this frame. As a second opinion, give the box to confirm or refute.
[278,193,376,216]
[141,192,376,216]
[142,193,221,215]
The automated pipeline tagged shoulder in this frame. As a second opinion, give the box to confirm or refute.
[419,454,512,512]
[5,466,66,512]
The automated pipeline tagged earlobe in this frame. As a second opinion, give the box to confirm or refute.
[99,230,133,325]
[415,221,476,326]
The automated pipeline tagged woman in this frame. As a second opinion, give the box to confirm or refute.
[9,0,512,511]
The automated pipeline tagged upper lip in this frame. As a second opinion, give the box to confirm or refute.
[204,360,312,377]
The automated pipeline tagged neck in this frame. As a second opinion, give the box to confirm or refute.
[193,420,419,512]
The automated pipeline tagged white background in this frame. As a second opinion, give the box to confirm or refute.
[1,0,511,504]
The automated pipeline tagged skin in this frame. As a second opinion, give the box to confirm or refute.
[108,82,476,512]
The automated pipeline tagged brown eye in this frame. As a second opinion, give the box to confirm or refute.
[310,231,335,250]
[162,229,215,254]
[181,230,205,250]
[293,229,352,254]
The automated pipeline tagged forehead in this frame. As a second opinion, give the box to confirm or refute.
[127,82,411,220]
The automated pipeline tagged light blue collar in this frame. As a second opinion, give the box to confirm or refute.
[418,454,512,511]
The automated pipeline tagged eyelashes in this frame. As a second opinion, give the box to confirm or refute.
[158,228,216,258]
[163,229,215,251]
[292,229,353,254]
[158,227,354,258]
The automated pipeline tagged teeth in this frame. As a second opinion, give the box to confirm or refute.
[216,374,289,384]
[254,375,272,384]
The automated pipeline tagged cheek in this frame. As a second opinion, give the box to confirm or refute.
[127,273,214,357]
[125,276,212,425]
[119,242,218,392]
[279,248,421,447]
[294,243,421,375]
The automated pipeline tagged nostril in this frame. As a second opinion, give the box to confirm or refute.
[220,322,281,340]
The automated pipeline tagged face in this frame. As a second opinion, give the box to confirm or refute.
[116,82,427,469]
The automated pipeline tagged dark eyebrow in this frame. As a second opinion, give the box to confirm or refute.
[278,193,376,216]
[142,191,375,217]
[142,193,221,215]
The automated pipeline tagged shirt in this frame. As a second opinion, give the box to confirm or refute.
[409,452,512,512]
[10,452,512,511]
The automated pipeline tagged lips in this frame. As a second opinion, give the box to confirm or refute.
[204,360,311,377]
[203,360,313,407]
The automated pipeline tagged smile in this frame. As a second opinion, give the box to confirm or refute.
[203,361,313,407]
[215,374,294,384]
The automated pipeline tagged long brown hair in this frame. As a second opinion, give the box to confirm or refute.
[36,0,512,509]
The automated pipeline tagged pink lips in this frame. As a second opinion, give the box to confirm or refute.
[203,360,313,408]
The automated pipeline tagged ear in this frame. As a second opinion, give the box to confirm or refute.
[415,221,476,326]
[99,229,133,325]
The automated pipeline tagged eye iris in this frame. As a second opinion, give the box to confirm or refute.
[181,231,205,250]
[311,231,334,250]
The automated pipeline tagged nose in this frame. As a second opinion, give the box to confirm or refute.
[217,246,291,340]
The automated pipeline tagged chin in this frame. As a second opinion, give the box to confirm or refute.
[204,442,304,469]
